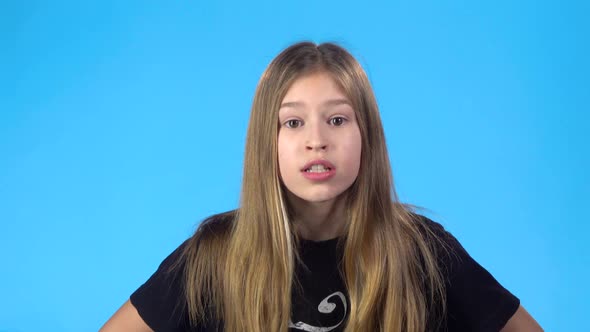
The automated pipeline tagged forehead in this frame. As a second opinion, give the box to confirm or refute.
[280,72,350,107]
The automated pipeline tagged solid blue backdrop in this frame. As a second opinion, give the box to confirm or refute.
[1,1,588,331]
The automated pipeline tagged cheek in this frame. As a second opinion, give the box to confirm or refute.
[278,153,288,178]
[277,134,293,179]
[344,128,362,170]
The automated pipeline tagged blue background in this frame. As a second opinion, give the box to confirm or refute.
[1,1,588,331]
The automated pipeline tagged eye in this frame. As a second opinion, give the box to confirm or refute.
[329,116,347,126]
[284,119,302,128]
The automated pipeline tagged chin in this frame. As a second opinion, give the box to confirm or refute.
[297,190,346,204]
[302,197,335,204]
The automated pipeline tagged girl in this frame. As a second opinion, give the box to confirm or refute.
[101,42,542,331]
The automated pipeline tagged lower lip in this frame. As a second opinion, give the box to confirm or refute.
[301,169,336,181]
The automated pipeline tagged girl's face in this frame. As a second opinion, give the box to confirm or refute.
[278,72,362,205]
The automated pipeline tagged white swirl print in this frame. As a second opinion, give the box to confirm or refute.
[288,291,347,332]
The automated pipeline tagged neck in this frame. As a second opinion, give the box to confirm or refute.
[286,192,347,241]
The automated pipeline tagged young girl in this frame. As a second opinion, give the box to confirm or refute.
[101,42,542,331]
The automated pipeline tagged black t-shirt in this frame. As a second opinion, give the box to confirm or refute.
[130,215,519,331]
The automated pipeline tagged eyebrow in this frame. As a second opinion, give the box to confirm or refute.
[280,98,352,109]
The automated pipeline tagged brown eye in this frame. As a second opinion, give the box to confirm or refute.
[330,117,346,126]
[285,119,302,128]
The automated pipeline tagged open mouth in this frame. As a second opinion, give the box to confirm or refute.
[304,165,333,173]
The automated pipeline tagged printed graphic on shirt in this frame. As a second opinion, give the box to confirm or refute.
[289,291,347,332]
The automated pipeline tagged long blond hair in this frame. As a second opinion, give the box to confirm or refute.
[180,42,446,331]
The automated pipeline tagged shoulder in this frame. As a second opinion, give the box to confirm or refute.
[407,212,453,241]
[196,209,236,236]
[133,208,236,292]
[409,213,521,331]
[146,209,237,274]
[129,210,236,331]
[186,209,236,254]
[407,212,493,282]
[406,212,461,261]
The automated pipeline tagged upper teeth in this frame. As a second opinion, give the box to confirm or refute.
[307,164,329,172]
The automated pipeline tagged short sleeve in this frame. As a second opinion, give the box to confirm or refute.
[422,216,520,332]
[130,239,191,332]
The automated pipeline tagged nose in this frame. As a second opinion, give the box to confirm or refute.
[305,121,328,151]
